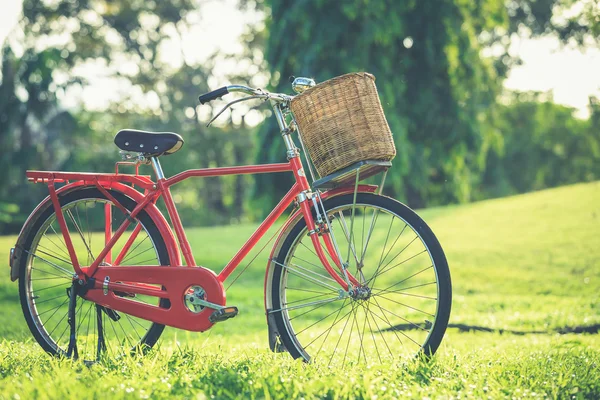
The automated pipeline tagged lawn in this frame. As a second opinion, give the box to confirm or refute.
[0,181,599,399]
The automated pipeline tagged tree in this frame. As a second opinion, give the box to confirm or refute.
[0,0,266,233]
[482,92,600,197]
[255,0,507,209]
[0,0,198,233]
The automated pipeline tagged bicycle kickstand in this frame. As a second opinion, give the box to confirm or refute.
[66,282,79,359]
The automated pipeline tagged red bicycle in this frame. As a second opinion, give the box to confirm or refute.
[9,78,451,364]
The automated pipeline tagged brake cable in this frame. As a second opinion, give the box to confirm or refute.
[205,93,270,127]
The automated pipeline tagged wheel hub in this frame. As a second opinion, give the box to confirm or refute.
[349,286,371,301]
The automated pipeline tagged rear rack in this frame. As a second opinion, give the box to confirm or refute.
[26,171,155,190]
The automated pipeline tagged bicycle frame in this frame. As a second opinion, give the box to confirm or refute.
[16,97,369,332]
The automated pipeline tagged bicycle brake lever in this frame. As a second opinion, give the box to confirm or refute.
[206,95,267,127]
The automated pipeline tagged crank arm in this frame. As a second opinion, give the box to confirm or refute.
[183,295,225,311]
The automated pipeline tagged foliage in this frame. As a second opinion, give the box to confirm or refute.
[255,0,507,211]
[1,0,599,233]
[0,0,195,232]
[0,337,599,399]
[252,0,599,213]
[0,0,264,233]
[482,92,600,198]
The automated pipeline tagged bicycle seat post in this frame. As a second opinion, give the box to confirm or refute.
[150,157,165,180]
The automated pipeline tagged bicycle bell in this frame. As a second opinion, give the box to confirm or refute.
[291,76,316,94]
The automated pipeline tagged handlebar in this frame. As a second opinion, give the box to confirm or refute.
[198,85,292,105]
[198,86,229,104]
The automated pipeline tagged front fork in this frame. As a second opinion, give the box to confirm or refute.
[298,197,359,292]
[297,168,389,296]
[272,100,367,294]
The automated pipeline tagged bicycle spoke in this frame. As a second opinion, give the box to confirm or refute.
[74,204,92,265]
[23,249,73,277]
[372,301,429,332]
[336,211,360,267]
[286,287,331,295]
[36,244,73,266]
[368,249,428,284]
[376,293,436,317]
[368,297,408,346]
[31,281,70,293]
[47,225,72,260]
[378,221,407,268]
[34,294,67,305]
[342,302,358,366]
[309,299,351,353]
[37,297,69,318]
[376,274,436,297]
[54,300,84,347]
[48,300,77,339]
[374,287,437,300]
[292,254,337,279]
[295,299,351,336]
[284,292,335,306]
[328,301,355,367]
[359,301,386,362]
[31,267,71,280]
[378,235,419,274]
[359,207,381,265]
[120,235,150,265]
[66,209,95,264]
[270,297,342,314]
[271,259,340,292]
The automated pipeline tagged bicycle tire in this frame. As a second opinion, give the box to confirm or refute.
[269,193,451,364]
[18,187,170,361]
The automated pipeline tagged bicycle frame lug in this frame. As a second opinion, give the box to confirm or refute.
[103,276,110,295]
[311,196,323,224]
[296,191,308,203]
[286,148,300,159]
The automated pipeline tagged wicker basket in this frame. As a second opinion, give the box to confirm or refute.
[290,72,396,178]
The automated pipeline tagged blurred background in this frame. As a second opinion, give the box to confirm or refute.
[0,0,598,234]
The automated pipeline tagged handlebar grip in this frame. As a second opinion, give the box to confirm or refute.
[198,86,229,104]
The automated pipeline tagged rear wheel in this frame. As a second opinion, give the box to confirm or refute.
[18,187,170,362]
[269,193,451,365]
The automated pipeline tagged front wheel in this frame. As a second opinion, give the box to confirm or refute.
[269,193,451,365]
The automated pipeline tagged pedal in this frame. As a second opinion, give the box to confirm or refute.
[209,306,239,323]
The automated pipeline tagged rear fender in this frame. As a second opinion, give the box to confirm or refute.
[9,181,180,281]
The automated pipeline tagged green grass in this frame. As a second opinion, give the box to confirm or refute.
[1,181,599,398]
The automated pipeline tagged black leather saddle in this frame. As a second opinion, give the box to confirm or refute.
[114,129,184,156]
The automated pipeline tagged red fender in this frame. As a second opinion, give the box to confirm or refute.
[10,181,180,281]
[263,185,378,316]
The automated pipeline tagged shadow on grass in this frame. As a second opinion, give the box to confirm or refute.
[382,323,600,335]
